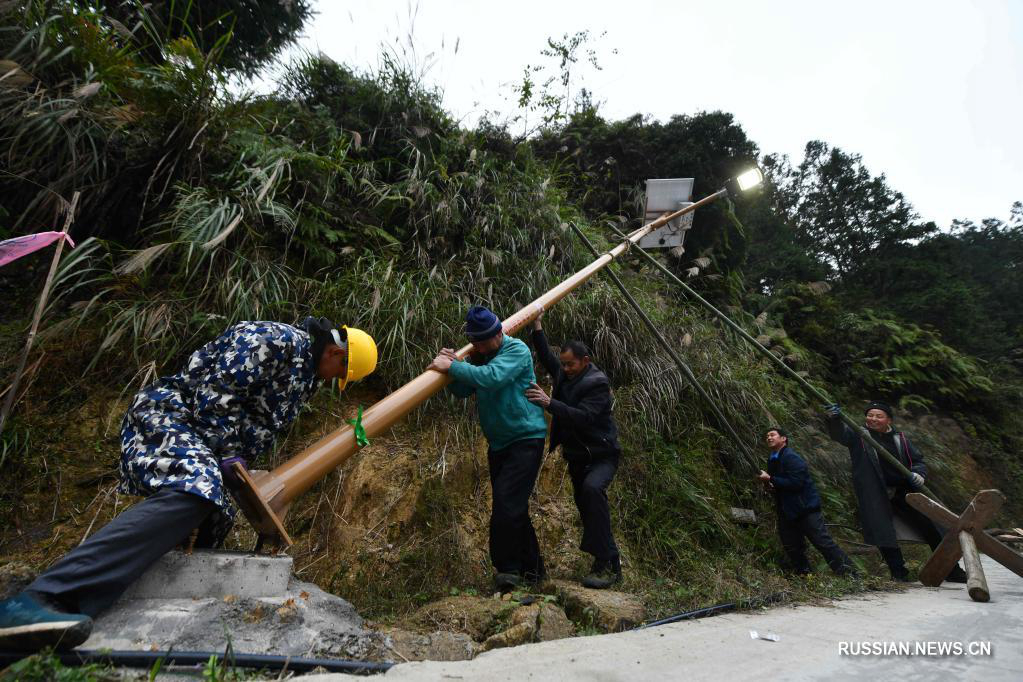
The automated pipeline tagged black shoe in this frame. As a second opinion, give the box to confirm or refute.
[0,592,93,651]
[494,572,522,593]
[582,557,622,590]
[891,571,912,583]
[945,565,968,584]
[522,569,548,589]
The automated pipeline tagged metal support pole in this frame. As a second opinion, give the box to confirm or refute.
[568,223,752,467]
[607,223,941,501]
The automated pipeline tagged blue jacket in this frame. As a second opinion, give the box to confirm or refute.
[767,446,822,521]
[120,321,320,512]
[448,335,548,451]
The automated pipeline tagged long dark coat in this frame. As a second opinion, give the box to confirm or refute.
[826,416,926,547]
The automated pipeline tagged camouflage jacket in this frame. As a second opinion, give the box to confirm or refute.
[119,321,320,511]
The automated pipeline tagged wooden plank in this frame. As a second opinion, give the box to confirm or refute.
[960,490,1004,531]
[959,531,989,602]
[919,530,963,587]
[915,490,1003,586]
[974,531,1023,580]
[905,493,958,527]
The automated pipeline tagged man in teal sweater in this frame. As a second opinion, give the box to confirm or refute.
[429,306,549,591]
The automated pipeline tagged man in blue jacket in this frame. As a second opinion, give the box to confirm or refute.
[757,428,856,576]
[429,306,549,592]
[0,318,377,652]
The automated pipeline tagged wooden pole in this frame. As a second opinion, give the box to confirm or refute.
[958,530,990,602]
[0,192,80,438]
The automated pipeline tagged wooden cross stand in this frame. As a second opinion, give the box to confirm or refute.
[907,489,1023,602]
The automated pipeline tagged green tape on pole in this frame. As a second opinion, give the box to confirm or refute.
[349,405,370,448]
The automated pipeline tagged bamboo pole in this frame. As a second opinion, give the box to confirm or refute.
[0,192,80,438]
[607,223,941,501]
[568,222,753,466]
[235,189,729,545]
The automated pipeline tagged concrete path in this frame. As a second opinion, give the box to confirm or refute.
[310,557,1023,681]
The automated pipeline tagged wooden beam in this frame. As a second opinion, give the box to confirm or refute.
[919,528,964,587]
[974,531,1023,580]
[908,490,1010,589]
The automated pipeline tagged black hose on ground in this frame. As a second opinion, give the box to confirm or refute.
[0,649,394,675]
[635,591,789,629]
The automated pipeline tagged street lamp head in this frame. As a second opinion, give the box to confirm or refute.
[724,167,764,198]
[736,168,763,191]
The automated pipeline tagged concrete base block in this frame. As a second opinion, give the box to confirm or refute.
[88,578,385,660]
[121,549,292,600]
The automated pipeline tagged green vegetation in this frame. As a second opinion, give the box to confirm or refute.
[1,0,1021,641]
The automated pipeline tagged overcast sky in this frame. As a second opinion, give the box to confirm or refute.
[287,0,1022,228]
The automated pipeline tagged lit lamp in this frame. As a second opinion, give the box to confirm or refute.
[724,167,764,198]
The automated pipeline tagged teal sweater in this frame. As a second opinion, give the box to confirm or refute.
[448,335,548,451]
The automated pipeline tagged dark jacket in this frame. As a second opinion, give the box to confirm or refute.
[767,446,822,521]
[826,416,926,547]
[530,329,620,461]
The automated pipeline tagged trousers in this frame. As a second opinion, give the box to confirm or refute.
[778,509,856,575]
[487,438,545,578]
[567,453,619,561]
[28,488,224,617]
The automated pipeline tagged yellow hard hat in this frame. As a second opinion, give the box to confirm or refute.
[337,325,377,391]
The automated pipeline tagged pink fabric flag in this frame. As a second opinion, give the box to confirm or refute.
[0,231,76,268]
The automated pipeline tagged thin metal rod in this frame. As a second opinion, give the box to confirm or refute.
[238,189,728,543]
[608,223,940,500]
[569,222,752,466]
[0,192,79,438]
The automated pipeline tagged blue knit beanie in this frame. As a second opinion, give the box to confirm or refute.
[465,305,502,341]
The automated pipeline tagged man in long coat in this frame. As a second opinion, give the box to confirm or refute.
[0,318,376,651]
[826,401,966,583]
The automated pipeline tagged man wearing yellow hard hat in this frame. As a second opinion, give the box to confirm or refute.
[0,317,376,652]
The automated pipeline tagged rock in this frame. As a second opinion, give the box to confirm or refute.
[549,579,646,632]
[755,334,772,347]
[404,596,516,641]
[769,328,788,342]
[384,628,478,661]
[0,562,34,600]
[536,602,574,641]
[783,354,799,368]
[481,621,534,651]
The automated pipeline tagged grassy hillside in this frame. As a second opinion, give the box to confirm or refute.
[2,3,1021,629]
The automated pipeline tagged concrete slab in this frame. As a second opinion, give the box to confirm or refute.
[302,557,1023,681]
[121,549,291,599]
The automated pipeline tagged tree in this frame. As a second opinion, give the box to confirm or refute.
[104,0,312,77]
[769,141,935,282]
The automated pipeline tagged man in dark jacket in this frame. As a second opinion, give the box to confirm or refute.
[525,312,622,588]
[758,428,856,576]
[826,401,967,583]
